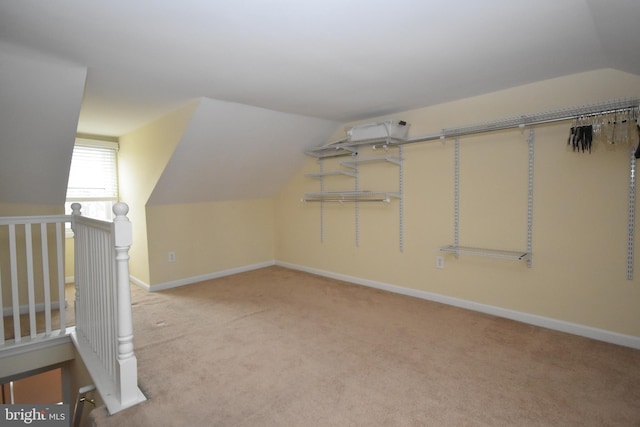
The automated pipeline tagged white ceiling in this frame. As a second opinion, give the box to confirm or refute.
[0,45,86,205]
[1,0,639,138]
[147,98,339,204]
[2,0,640,206]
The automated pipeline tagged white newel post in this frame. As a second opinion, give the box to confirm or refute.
[112,202,139,405]
[70,202,82,224]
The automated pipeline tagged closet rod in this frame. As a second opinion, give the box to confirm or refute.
[307,98,639,158]
[394,97,640,145]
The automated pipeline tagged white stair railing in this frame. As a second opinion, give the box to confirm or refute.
[0,204,145,413]
[70,202,146,414]
[0,214,68,347]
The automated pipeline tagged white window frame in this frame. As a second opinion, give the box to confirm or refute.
[65,137,119,236]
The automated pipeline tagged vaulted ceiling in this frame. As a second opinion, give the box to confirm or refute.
[1,0,639,205]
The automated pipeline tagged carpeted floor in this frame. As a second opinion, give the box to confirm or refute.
[90,266,640,426]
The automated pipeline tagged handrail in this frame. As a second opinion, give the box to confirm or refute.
[0,214,71,225]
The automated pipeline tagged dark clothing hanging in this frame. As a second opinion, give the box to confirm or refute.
[635,124,640,159]
[568,125,593,153]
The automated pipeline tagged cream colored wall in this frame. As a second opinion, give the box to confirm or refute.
[146,198,275,285]
[65,237,74,281]
[118,99,276,287]
[0,204,63,217]
[117,100,200,284]
[276,68,640,337]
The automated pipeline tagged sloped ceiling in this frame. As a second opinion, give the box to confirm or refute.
[0,42,86,205]
[1,1,639,206]
[1,0,639,138]
[147,98,339,204]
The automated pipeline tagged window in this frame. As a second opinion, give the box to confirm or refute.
[65,138,119,223]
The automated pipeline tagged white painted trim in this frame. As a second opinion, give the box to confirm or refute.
[148,261,276,292]
[129,275,150,291]
[3,301,67,317]
[75,137,119,151]
[65,276,74,284]
[276,261,640,350]
[0,328,74,361]
[71,332,146,414]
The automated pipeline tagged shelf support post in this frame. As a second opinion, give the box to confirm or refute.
[627,146,636,280]
[527,127,535,268]
[319,158,325,243]
[454,137,460,258]
[355,159,360,247]
[399,145,404,252]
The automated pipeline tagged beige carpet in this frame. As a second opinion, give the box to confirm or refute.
[90,266,640,426]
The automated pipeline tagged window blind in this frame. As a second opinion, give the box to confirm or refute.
[66,143,118,201]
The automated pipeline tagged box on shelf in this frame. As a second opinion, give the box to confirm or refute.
[346,120,409,142]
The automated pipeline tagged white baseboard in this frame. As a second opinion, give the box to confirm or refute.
[3,301,67,317]
[143,261,276,292]
[129,275,151,291]
[275,261,640,350]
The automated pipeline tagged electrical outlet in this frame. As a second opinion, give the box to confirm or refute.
[436,255,445,269]
[168,251,176,262]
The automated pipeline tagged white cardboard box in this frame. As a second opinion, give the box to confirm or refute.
[346,120,409,141]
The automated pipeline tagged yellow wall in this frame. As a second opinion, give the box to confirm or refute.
[276,68,640,337]
[117,100,200,284]
[117,99,275,287]
[146,199,275,285]
[64,237,73,281]
[0,204,63,217]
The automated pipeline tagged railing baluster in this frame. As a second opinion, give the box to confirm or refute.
[0,241,4,345]
[0,242,4,344]
[74,221,82,336]
[98,229,106,371]
[41,222,52,336]
[92,227,97,354]
[108,229,116,377]
[56,221,66,333]
[78,224,87,337]
[9,223,21,342]
[25,224,37,338]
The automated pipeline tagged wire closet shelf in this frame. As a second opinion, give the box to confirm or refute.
[306,97,640,158]
[303,97,640,276]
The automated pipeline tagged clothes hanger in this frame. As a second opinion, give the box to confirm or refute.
[635,122,640,159]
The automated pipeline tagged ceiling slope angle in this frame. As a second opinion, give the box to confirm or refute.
[0,42,87,205]
[586,0,640,76]
[3,0,638,137]
[147,98,340,205]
